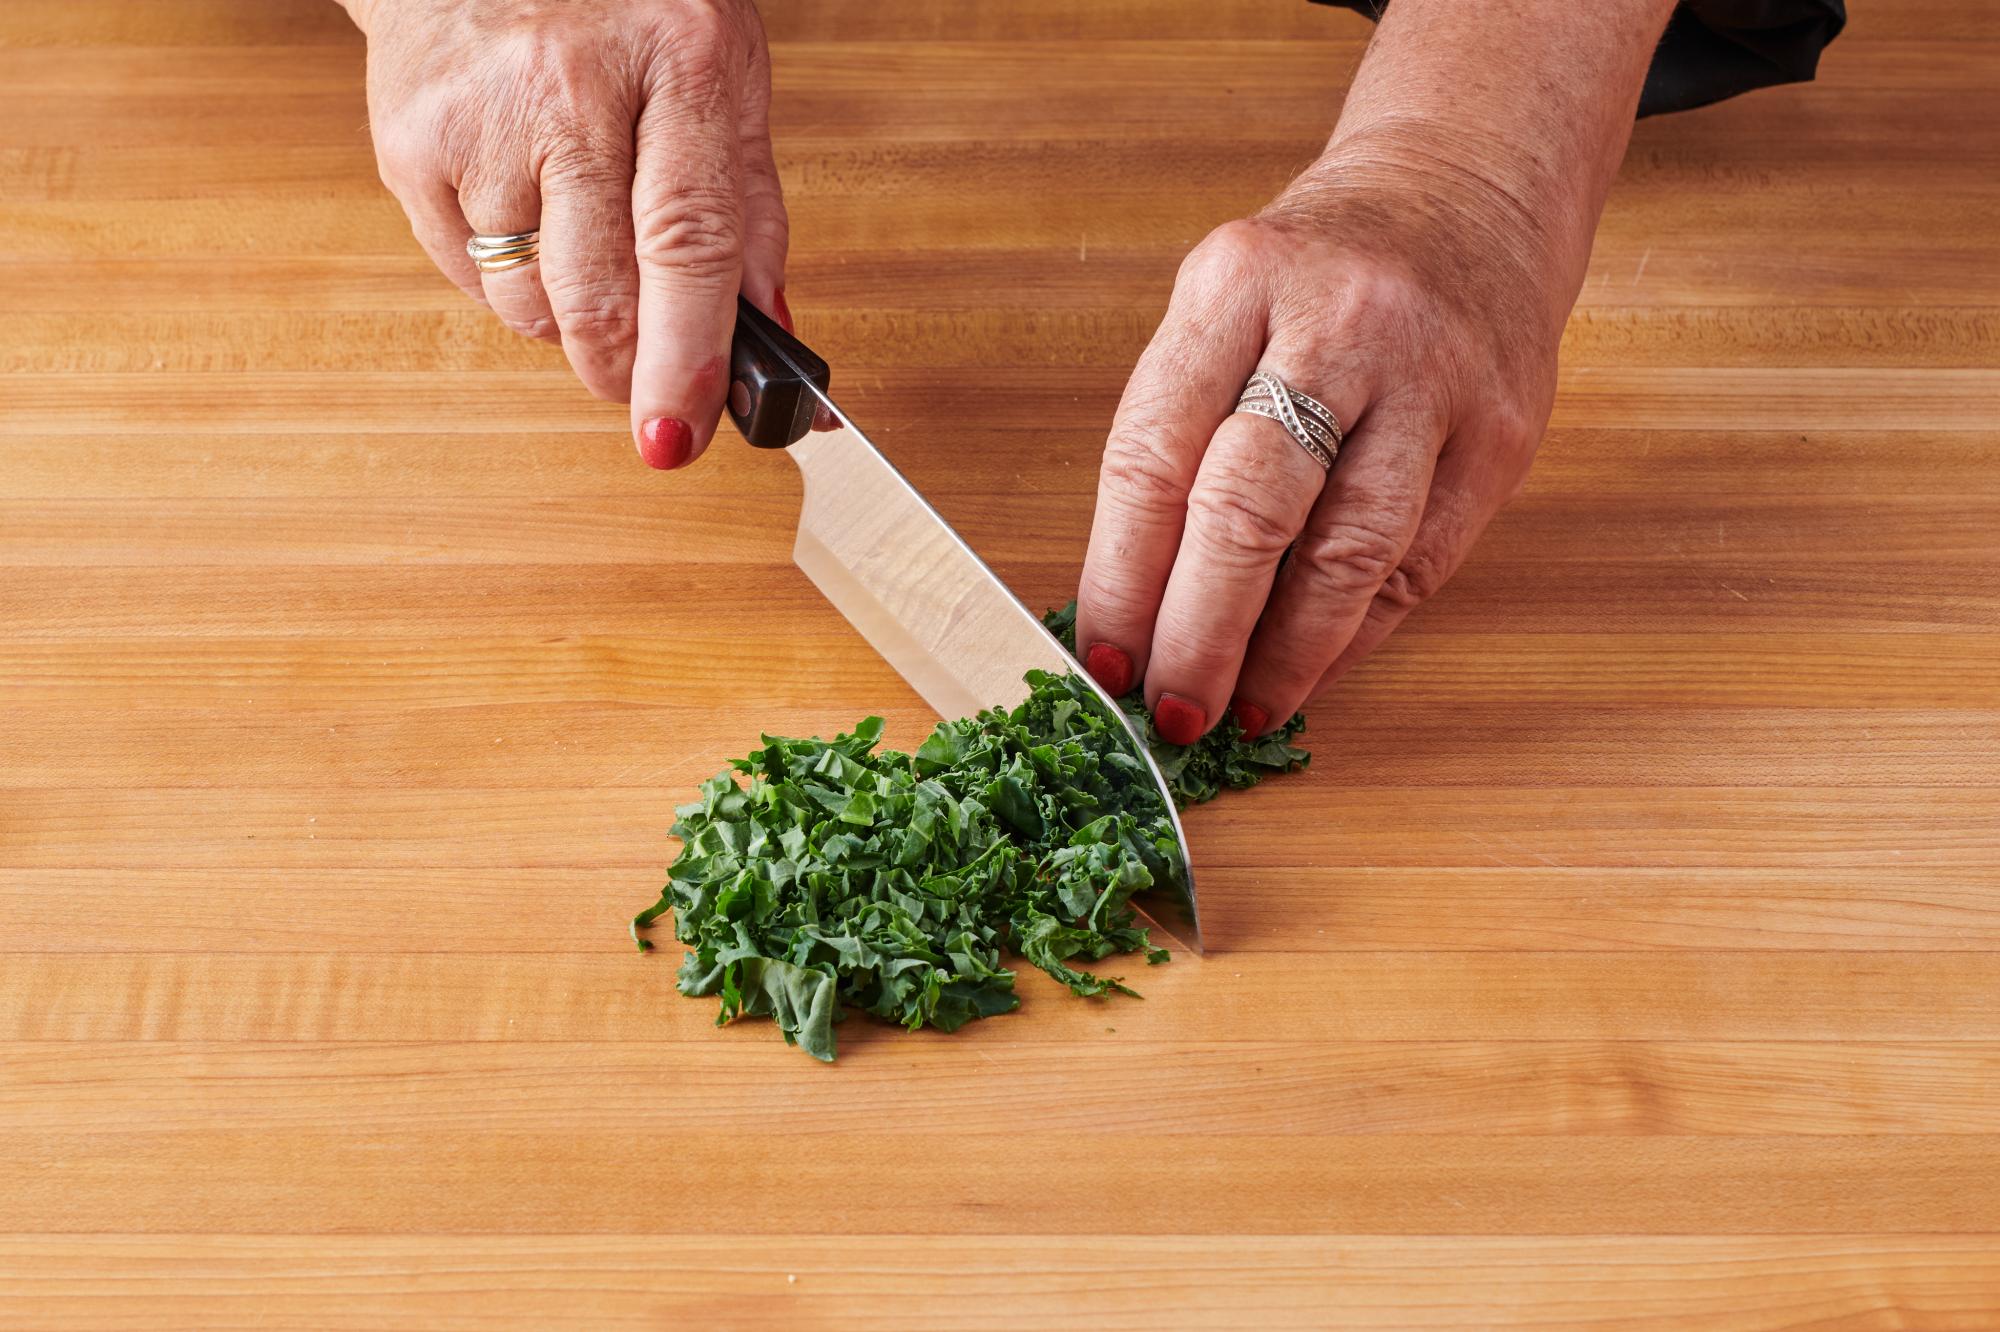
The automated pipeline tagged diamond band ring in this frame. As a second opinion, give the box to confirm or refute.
[1234,369,1342,470]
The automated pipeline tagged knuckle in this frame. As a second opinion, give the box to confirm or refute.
[1075,570,1154,636]
[654,7,743,103]
[1488,402,1546,458]
[741,183,790,251]
[1294,521,1406,600]
[633,188,743,276]
[370,119,433,186]
[1098,435,1189,515]
[501,311,562,343]
[675,0,738,51]
[430,95,495,181]
[744,210,790,261]
[491,23,580,112]
[1177,218,1270,295]
[540,131,627,185]
[1376,546,1449,613]
[495,14,577,68]
[1282,264,1429,374]
[508,44,630,160]
[370,92,465,190]
[515,27,585,86]
[1187,476,1296,562]
[1152,606,1255,683]
[552,296,639,355]
[1451,402,1544,503]
[1334,261,1426,326]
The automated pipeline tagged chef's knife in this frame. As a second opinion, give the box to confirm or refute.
[723,297,1201,953]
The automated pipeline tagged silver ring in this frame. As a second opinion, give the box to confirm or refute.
[1233,369,1342,470]
[466,230,539,274]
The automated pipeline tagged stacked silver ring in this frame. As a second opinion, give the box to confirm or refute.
[1235,369,1342,470]
[466,230,540,273]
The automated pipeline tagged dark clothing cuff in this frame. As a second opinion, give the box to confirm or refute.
[1309,1,1846,117]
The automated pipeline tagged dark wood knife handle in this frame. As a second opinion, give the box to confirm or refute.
[727,295,831,449]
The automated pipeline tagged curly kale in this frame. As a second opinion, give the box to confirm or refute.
[631,605,1308,1061]
[1040,600,1310,804]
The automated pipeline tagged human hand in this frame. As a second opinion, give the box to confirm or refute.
[350,0,787,468]
[1074,134,1574,743]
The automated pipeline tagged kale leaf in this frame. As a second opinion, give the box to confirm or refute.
[632,604,1308,1061]
[1039,600,1310,804]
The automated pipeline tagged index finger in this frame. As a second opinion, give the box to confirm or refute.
[628,31,748,470]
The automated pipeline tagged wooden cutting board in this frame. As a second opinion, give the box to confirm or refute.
[3,0,1998,1325]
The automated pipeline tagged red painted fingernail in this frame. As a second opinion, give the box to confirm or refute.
[1230,699,1269,737]
[638,417,692,470]
[811,401,838,432]
[1153,693,1206,746]
[773,287,794,334]
[1084,642,1133,696]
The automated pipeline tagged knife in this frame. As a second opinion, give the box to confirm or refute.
[722,296,1202,954]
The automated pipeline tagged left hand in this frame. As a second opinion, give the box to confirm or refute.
[1074,135,1572,743]
[350,0,788,469]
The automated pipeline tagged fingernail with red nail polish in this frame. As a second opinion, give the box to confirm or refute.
[1083,642,1133,696]
[773,287,794,334]
[638,417,692,470]
[811,402,838,432]
[1153,693,1206,746]
[1230,699,1269,737]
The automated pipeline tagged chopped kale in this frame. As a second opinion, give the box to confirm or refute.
[1040,600,1310,804]
[632,604,1308,1061]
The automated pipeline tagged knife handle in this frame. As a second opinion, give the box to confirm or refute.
[727,295,831,449]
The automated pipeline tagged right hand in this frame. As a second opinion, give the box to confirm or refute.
[352,0,788,469]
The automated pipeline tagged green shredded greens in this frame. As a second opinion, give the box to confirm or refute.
[1040,600,1310,805]
[632,602,1308,1061]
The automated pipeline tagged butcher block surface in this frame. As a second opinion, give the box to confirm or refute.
[4,1,2000,1326]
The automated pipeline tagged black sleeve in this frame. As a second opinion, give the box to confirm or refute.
[1308,1,1846,117]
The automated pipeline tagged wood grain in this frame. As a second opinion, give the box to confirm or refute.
[14,866,2000,952]
[6,1132,2000,1234]
[3,0,1998,1326]
[9,952,2000,1043]
[9,1040,2000,1135]
[2,1236,1996,1332]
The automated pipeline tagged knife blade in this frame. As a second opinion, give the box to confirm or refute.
[723,297,1201,953]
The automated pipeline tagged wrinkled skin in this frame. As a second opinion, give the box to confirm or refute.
[1073,133,1568,739]
[354,0,786,465]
